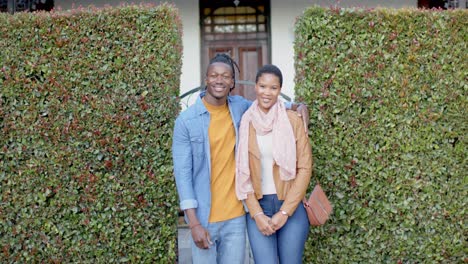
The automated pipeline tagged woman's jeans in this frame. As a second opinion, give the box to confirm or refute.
[191,214,246,264]
[247,194,309,264]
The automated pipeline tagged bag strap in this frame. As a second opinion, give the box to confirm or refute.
[302,174,321,205]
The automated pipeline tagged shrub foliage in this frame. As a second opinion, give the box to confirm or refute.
[295,7,467,263]
[0,4,182,262]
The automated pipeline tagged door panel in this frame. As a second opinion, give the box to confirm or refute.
[209,47,233,61]
[237,47,262,100]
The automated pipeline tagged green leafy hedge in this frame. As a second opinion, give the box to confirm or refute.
[0,4,182,262]
[295,7,467,263]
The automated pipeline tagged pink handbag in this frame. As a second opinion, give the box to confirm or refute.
[303,183,332,226]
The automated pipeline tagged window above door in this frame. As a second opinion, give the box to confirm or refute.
[200,0,269,41]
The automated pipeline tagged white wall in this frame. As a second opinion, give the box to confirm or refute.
[170,0,200,96]
[270,0,415,100]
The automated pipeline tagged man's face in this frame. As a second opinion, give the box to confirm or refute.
[204,62,234,106]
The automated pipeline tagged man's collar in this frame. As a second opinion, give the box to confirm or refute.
[194,91,208,115]
[195,90,231,113]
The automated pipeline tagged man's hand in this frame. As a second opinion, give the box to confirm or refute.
[296,104,309,133]
[191,225,213,249]
[185,208,212,249]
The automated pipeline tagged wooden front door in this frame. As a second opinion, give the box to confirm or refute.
[201,0,270,101]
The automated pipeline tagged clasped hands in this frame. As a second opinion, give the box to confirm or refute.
[254,211,288,236]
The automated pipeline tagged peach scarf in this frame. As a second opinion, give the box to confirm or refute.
[235,100,296,200]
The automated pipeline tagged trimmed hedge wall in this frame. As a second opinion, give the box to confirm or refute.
[295,7,466,263]
[0,4,182,262]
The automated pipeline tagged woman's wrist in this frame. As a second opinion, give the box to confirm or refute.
[279,210,289,217]
[252,211,264,219]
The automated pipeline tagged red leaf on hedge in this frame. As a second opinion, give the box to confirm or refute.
[104,160,113,170]
[349,175,357,188]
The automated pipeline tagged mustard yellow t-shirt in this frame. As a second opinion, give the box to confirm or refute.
[203,98,245,223]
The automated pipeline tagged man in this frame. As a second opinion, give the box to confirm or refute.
[172,54,308,263]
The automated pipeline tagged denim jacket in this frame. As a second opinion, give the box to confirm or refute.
[172,91,251,226]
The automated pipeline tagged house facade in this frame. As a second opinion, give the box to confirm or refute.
[4,0,465,104]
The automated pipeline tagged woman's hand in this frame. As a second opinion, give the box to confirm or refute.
[255,214,276,236]
[271,211,289,231]
[191,225,213,249]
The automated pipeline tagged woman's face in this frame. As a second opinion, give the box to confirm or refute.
[255,73,282,113]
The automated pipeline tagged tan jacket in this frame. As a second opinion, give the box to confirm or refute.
[245,110,313,217]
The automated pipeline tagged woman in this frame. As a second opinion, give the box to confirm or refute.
[236,65,312,264]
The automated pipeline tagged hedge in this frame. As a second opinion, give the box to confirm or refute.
[294,7,467,263]
[0,4,182,262]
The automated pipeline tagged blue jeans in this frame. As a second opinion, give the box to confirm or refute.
[247,194,309,264]
[191,215,246,264]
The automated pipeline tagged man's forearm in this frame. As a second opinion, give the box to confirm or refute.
[185,208,201,228]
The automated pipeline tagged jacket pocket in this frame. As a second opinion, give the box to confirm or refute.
[190,137,204,157]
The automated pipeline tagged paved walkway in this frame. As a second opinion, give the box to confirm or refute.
[177,224,254,264]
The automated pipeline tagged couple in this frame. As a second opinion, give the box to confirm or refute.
[172,54,313,264]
